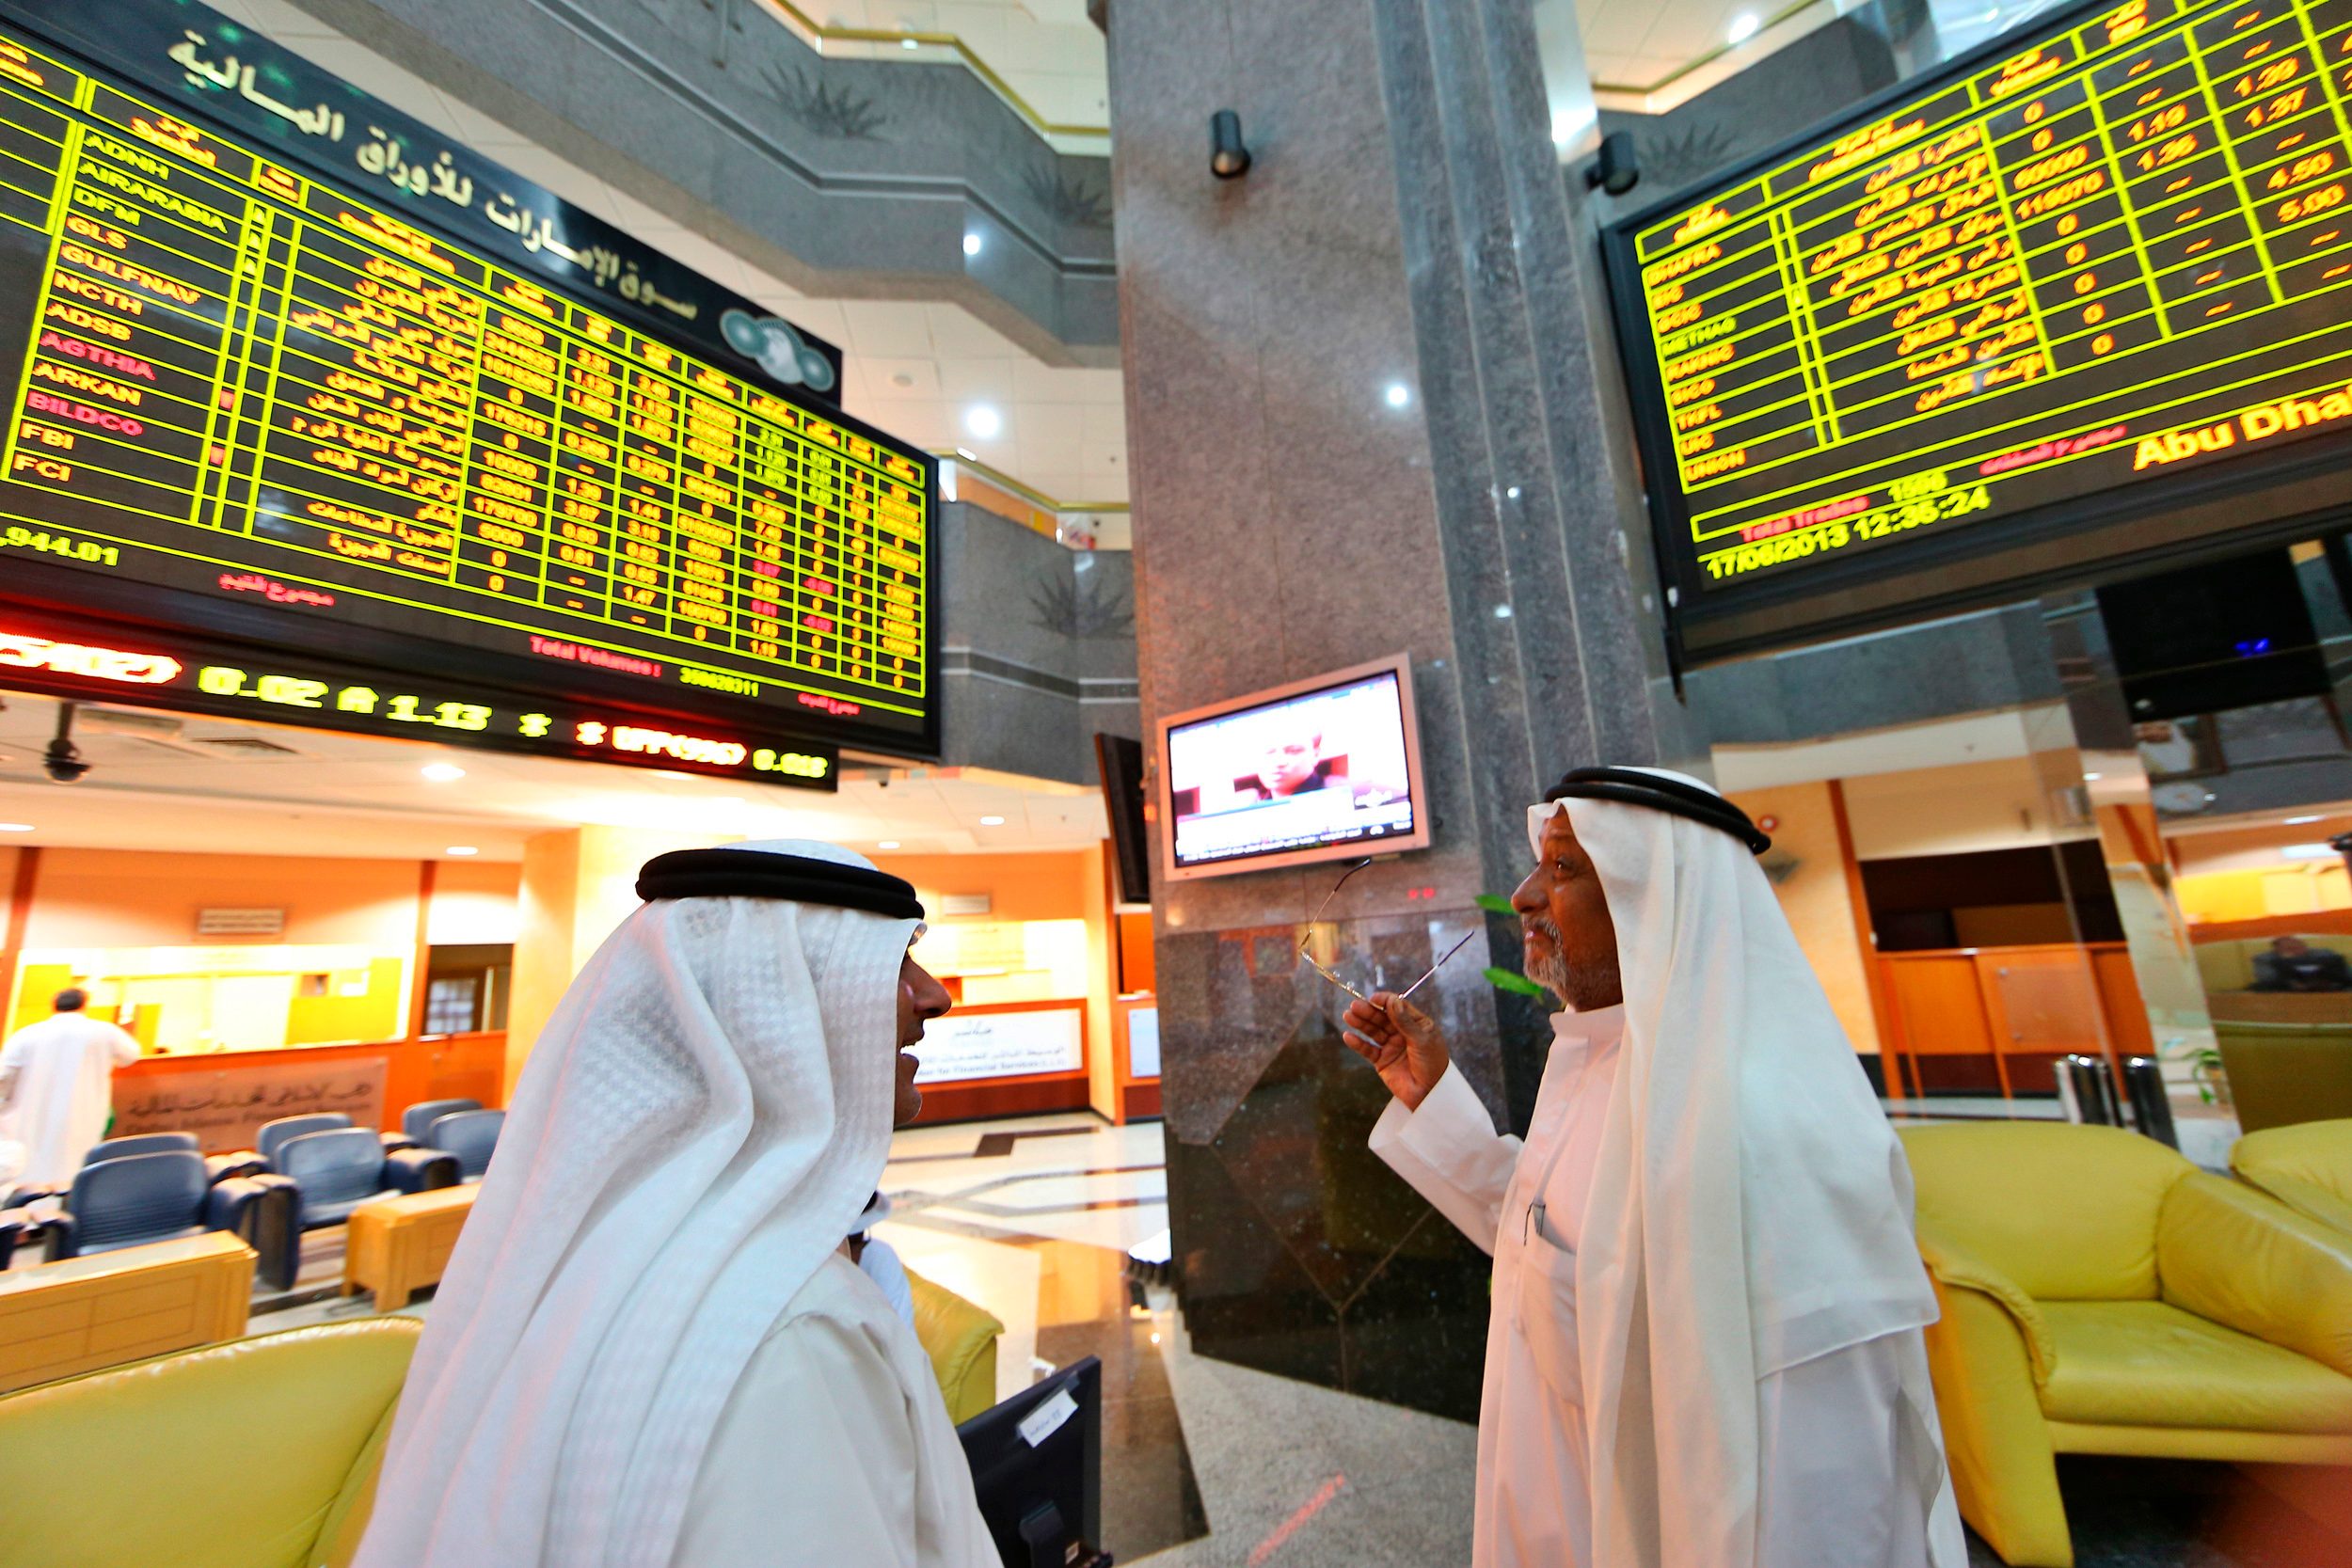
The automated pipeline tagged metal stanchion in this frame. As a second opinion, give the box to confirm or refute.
[2124,1056,2180,1148]
[2060,1053,2123,1126]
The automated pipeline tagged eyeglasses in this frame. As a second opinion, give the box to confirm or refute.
[1295,858,1477,1005]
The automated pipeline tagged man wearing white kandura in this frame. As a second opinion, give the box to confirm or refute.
[354,840,996,1568]
[1343,767,1966,1568]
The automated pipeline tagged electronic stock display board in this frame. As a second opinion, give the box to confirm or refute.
[1608,0,2352,643]
[0,0,931,774]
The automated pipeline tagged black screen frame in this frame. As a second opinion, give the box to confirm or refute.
[1599,0,2352,661]
[0,0,943,759]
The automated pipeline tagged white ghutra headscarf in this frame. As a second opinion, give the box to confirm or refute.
[1534,768,1958,1568]
[354,840,923,1568]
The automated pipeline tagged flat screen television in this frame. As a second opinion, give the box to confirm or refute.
[1155,654,1431,882]
[1093,733,1152,908]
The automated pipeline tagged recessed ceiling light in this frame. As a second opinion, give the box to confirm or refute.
[445,846,479,857]
[2285,814,2325,825]
[962,231,983,257]
[1727,12,1761,43]
[421,762,467,783]
[1384,382,1411,408]
[964,404,1002,438]
[0,822,32,832]
[890,371,916,388]
[955,447,978,461]
[2083,772,2103,781]
[979,815,1006,826]
[878,840,901,849]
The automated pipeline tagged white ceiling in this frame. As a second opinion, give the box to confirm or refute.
[0,694,1107,863]
[215,0,1129,508]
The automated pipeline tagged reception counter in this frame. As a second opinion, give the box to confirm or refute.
[110,1032,505,1152]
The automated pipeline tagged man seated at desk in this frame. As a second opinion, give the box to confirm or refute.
[2249,935,2352,992]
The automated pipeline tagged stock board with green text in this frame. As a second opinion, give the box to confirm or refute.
[0,0,933,758]
[1607,0,2352,634]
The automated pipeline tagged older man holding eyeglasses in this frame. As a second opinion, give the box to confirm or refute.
[1337,768,1965,1568]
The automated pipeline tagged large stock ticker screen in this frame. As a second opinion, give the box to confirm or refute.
[1610,0,2352,627]
[0,0,932,762]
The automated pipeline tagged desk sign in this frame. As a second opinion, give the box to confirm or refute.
[1611,0,2352,629]
[912,1007,1084,1085]
[114,1053,385,1152]
[196,905,282,934]
[0,0,934,758]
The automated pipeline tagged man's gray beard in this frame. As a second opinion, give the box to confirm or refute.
[1526,915,1618,1011]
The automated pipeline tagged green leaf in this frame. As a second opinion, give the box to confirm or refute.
[1484,966,1549,998]
[1473,894,1517,916]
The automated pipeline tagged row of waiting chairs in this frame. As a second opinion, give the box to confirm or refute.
[2,1101,503,1287]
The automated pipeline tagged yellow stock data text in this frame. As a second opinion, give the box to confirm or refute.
[0,23,929,733]
[1629,0,2352,589]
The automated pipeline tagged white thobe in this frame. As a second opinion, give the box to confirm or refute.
[671,1249,997,1568]
[0,1013,140,1188]
[1371,1007,1952,1568]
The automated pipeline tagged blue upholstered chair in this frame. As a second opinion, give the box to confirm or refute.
[45,1151,295,1279]
[255,1113,417,1175]
[77,1132,265,1185]
[256,1115,351,1171]
[401,1098,483,1143]
[276,1129,458,1231]
[426,1110,504,1182]
[81,1132,198,1164]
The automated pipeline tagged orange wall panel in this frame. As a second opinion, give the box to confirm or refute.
[23,848,421,948]
[1730,782,1882,1054]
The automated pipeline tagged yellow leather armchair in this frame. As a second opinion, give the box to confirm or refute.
[909,1265,1006,1424]
[1901,1123,2352,1568]
[2233,1118,2352,1235]
[0,1318,421,1568]
[0,1271,1004,1565]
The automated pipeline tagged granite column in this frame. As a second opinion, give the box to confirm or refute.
[1105,0,1692,1414]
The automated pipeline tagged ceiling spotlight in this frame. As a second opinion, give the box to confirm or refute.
[445,846,479,857]
[979,815,1006,826]
[878,840,901,849]
[955,447,978,461]
[964,404,1001,438]
[1728,12,1761,43]
[901,35,919,48]
[2083,772,2103,781]
[962,231,983,257]
[2285,814,2326,825]
[1384,382,1411,409]
[421,762,467,783]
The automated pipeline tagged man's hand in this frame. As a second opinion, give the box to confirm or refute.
[1342,991,1451,1112]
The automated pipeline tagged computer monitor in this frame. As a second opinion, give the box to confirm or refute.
[957,1355,1107,1568]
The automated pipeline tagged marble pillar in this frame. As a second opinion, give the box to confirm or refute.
[1105,0,1691,1416]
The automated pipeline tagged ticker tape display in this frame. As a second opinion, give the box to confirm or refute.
[1616,0,2352,597]
[0,13,931,749]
